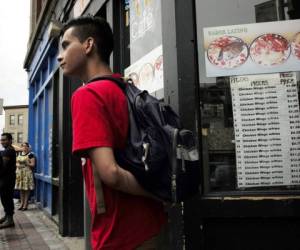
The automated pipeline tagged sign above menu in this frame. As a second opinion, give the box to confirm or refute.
[231,73,300,188]
[203,19,300,77]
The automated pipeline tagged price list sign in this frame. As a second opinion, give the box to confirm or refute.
[230,73,300,188]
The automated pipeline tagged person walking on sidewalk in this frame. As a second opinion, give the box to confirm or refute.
[15,142,35,211]
[57,16,166,250]
[0,133,16,228]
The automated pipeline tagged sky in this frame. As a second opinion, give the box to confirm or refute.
[0,0,30,130]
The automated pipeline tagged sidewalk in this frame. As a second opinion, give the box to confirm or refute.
[0,202,84,250]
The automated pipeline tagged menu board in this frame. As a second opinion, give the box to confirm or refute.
[230,73,300,188]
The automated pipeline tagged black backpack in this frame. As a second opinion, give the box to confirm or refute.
[89,76,201,203]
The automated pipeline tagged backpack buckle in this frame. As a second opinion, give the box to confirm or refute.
[142,143,150,171]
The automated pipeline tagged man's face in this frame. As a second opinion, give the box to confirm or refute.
[57,27,87,77]
[0,135,11,148]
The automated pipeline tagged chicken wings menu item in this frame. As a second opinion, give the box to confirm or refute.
[207,36,248,69]
[250,33,290,66]
[291,32,300,60]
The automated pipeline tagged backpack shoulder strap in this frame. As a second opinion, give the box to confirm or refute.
[87,76,127,92]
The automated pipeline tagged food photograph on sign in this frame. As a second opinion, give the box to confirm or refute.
[207,36,248,69]
[203,19,300,77]
[291,32,300,60]
[125,45,164,94]
[249,34,290,66]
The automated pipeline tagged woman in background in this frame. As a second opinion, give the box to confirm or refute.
[15,142,35,211]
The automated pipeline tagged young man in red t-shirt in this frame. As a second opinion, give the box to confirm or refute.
[57,16,166,249]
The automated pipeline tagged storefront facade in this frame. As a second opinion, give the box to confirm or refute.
[188,0,300,249]
[24,0,84,236]
[24,0,300,248]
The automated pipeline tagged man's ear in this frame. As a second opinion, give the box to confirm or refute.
[85,37,95,55]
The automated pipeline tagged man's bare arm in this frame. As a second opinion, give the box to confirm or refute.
[88,147,152,197]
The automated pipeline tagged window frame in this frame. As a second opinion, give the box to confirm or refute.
[17,132,23,144]
[18,114,24,125]
[9,115,15,125]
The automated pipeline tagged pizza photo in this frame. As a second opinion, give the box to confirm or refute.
[250,33,290,66]
[207,36,248,69]
[128,72,140,86]
[139,63,154,85]
[291,32,300,60]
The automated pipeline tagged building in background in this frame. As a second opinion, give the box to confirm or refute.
[0,98,3,135]
[3,105,28,146]
[0,98,3,115]
[24,0,300,249]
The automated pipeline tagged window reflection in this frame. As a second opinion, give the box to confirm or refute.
[200,78,236,191]
[197,0,300,193]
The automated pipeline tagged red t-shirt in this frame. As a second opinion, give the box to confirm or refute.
[71,75,167,250]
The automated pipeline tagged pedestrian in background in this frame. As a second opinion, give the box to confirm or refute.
[15,142,35,211]
[0,133,16,228]
[57,16,166,250]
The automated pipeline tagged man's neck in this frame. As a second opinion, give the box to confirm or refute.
[82,61,113,83]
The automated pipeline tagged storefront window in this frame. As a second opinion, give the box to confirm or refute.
[196,0,300,193]
[123,0,164,97]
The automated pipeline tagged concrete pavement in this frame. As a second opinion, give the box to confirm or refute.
[0,202,84,250]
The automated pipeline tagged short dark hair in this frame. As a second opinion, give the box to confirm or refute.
[1,133,12,141]
[21,142,30,147]
[62,16,114,65]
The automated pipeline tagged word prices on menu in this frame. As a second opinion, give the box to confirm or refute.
[230,73,300,188]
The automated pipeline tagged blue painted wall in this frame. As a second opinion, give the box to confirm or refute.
[27,27,59,214]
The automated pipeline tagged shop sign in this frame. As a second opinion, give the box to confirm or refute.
[129,0,162,63]
[203,19,300,77]
[73,0,91,17]
[125,0,163,94]
[230,72,300,188]
[125,45,163,94]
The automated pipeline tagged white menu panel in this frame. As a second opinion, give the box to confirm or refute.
[230,73,300,188]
